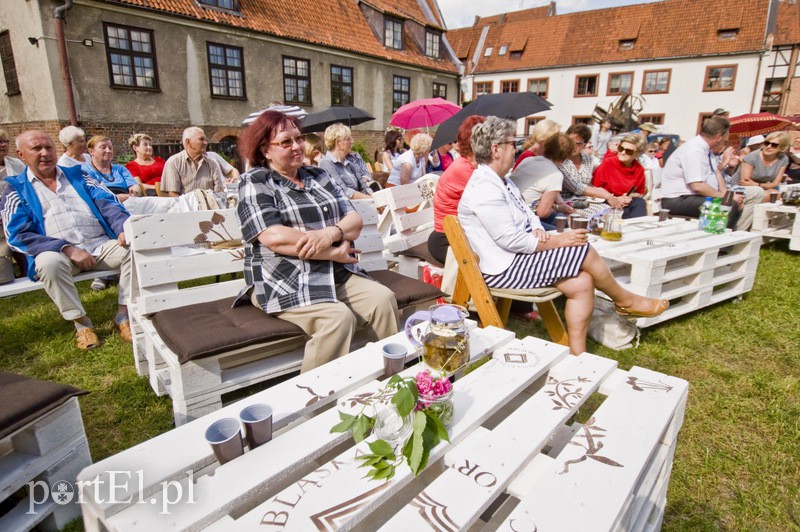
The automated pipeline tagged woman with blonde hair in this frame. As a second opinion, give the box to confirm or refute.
[514,119,560,169]
[386,132,432,186]
[125,133,165,196]
[318,123,372,199]
[56,126,91,168]
[735,131,790,195]
[303,133,324,166]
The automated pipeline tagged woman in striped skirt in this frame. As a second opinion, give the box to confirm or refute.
[458,117,669,355]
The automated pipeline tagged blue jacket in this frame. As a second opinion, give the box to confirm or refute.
[0,165,130,281]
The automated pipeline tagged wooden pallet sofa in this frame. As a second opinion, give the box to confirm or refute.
[125,203,444,426]
[0,372,92,531]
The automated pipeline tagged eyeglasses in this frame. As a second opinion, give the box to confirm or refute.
[270,135,306,149]
[495,140,516,148]
[618,147,637,156]
[646,150,656,153]
[763,141,781,149]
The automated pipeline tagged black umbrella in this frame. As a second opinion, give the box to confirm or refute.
[432,92,552,149]
[301,106,375,132]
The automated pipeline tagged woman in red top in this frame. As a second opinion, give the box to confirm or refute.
[125,133,166,196]
[427,115,486,264]
[591,134,648,218]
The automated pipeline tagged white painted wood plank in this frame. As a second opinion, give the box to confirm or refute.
[0,269,117,298]
[497,366,688,532]
[380,352,617,531]
[124,209,241,250]
[229,337,569,531]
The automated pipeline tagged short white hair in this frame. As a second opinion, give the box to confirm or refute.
[182,126,204,144]
[58,125,85,147]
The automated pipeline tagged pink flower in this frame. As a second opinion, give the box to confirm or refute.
[433,378,452,396]
[416,371,434,395]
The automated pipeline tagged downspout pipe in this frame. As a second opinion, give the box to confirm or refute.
[54,0,78,126]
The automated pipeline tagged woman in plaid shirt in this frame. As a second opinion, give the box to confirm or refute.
[236,111,398,372]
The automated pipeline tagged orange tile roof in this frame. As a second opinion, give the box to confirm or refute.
[474,4,552,27]
[448,0,792,74]
[97,0,458,74]
[774,0,800,46]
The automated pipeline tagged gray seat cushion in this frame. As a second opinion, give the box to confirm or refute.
[0,372,88,440]
[151,271,444,364]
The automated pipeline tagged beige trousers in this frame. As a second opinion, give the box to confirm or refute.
[34,239,131,321]
[255,274,399,373]
[736,186,766,231]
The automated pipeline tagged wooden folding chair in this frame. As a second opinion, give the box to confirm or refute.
[443,215,569,346]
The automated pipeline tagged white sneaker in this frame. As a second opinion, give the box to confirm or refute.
[90,278,107,291]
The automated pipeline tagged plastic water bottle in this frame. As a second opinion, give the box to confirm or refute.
[698,197,713,231]
[719,192,734,233]
[705,198,724,234]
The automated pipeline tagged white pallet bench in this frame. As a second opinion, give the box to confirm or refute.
[77,326,515,531]
[0,397,92,531]
[751,201,800,251]
[0,268,117,298]
[591,217,762,327]
[372,176,439,278]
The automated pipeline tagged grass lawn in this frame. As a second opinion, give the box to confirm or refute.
[1,242,798,530]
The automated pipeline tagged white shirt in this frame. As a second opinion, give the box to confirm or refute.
[660,135,718,198]
[458,164,543,275]
[29,167,109,255]
[510,156,562,205]
[387,149,426,186]
[57,153,91,168]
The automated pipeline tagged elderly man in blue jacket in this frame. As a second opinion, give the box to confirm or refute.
[1,130,131,349]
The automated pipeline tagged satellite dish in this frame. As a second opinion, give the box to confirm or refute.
[460,81,469,92]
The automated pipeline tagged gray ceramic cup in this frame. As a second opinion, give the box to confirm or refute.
[240,404,273,449]
[659,209,670,222]
[205,417,244,465]
[382,343,408,377]
[571,217,589,230]
[555,215,568,233]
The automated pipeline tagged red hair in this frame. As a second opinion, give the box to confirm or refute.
[456,115,486,158]
[238,110,302,167]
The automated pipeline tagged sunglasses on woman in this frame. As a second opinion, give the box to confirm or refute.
[763,141,781,149]
[618,147,637,156]
[270,135,306,149]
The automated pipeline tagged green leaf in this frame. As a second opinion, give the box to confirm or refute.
[359,455,383,468]
[330,414,357,434]
[369,439,394,456]
[374,465,395,480]
[352,414,371,443]
[339,411,355,421]
[393,387,415,417]
[427,411,450,443]
[408,411,427,474]
[387,374,403,388]
[373,459,391,470]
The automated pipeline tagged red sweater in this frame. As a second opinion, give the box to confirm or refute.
[433,156,474,233]
[592,155,645,196]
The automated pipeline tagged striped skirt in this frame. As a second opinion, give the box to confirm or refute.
[484,244,590,289]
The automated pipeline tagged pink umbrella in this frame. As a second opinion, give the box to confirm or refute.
[390,98,461,129]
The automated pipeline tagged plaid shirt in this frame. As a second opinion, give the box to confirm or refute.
[237,165,360,313]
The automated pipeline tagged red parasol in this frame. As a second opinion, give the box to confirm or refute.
[728,112,800,136]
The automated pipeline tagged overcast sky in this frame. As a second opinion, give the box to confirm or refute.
[440,0,663,29]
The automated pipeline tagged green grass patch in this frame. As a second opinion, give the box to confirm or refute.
[1,243,799,530]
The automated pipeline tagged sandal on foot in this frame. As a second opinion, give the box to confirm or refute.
[116,321,133,343]
[615,299,669,318]
[76,328,100,350]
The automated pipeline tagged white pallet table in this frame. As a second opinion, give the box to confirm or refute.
[0,268,117,298]
[0,397,92,531]
[751,201,800,251]
[496,366,688,532]
[591,217,762,327]
[379,352,618,531]
[228,336,570,531]
[77,326,515,532]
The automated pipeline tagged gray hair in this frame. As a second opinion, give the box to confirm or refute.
[700,116,730,138]
[471,116,516,164]
[58,125,85,147]
[182,126,204,143]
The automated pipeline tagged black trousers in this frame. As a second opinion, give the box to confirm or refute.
[661,195,740,229]
[427,230,450,265]
[623,197,648,219]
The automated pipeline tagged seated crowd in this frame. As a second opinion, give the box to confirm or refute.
[0,108,795,367]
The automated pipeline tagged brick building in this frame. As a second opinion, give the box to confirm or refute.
[0,0,460,164]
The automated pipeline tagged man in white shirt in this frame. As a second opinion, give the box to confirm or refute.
[661,116,752,229]
[162,127,225,196]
